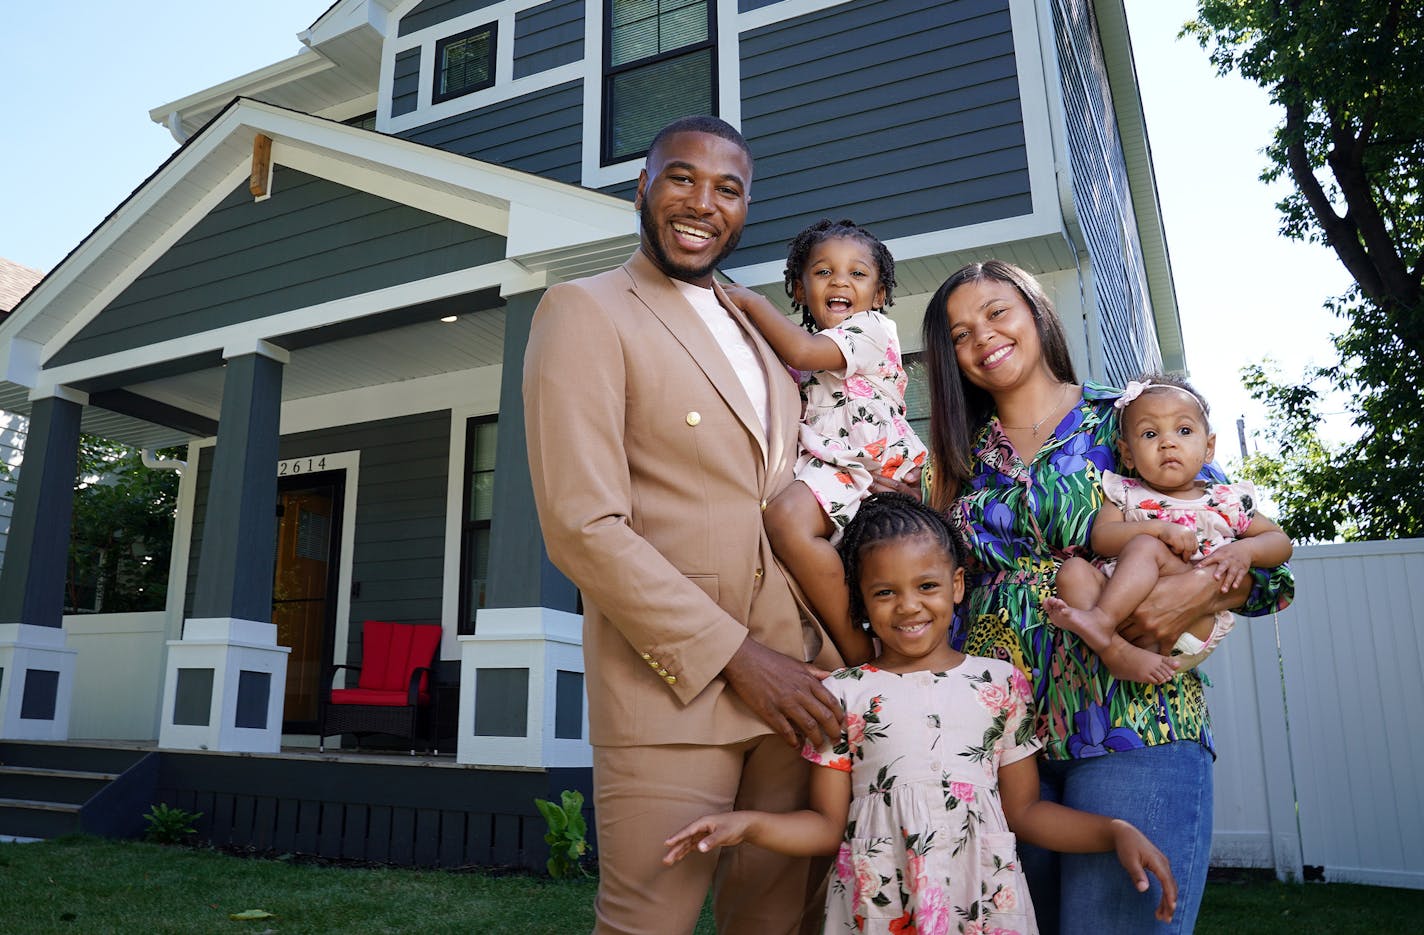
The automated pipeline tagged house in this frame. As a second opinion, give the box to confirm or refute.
[0,0,1179,862]
[0,259,43,577]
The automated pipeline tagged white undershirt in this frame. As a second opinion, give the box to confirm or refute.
[673,279,770,432]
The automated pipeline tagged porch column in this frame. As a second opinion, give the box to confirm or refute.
[460,286,588,768]
[159,343,291,752]
[0,389,83,740]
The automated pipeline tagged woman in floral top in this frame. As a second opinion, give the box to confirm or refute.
[919,261,1293,933]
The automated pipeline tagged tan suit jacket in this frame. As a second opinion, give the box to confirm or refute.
[524,250,835,747]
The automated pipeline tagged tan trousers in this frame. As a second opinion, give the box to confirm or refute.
[591,736,826,934]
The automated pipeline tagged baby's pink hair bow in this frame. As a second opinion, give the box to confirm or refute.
[1113,380,1153,410]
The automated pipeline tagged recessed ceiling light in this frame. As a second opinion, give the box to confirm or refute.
[440,315,458,323]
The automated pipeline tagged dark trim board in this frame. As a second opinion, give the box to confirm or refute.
[156,752,592,869]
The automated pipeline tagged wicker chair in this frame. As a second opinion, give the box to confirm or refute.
[319,620,442,755]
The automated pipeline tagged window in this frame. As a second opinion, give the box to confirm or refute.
[603,0,715,165]
[902,353,930,444]
[434,24,497,104]
[459,417,498,633]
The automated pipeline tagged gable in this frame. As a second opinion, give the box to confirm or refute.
[47,167,505,368]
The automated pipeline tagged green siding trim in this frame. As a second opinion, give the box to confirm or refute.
[399,0,502,37]
[398,80,583,184]
[393,48,422,117]
[49,168,505,368]
[732,0,1032,267]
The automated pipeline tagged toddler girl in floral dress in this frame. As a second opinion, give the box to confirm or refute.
[664,494,1177,934]
[727,219,926,665]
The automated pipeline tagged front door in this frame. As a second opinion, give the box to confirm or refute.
[272,471,344,731]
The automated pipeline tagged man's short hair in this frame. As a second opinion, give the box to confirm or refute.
[646,115,753,168]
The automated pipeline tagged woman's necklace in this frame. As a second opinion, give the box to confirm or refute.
[1000,382,1072,438]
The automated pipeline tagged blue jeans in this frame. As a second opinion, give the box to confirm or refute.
[1020,741,1213,934]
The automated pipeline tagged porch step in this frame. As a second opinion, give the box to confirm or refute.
[0,797,82,839]
[0,743,158,841]
[0,765,121,805]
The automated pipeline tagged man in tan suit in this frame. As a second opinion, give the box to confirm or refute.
[523,116,842,933]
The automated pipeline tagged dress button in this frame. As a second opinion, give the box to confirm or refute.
[641,652,652,660]
[665,675,677,685]
[761,498,768,511]
[657,668,669,677]
[686,411,701,426]
[753,567,763,579]
[930,760,941,771]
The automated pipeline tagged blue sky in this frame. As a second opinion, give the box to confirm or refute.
[0,0,1351,463]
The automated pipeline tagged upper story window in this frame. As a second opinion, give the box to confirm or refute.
[434,23,498,104]
[602,0,716,165]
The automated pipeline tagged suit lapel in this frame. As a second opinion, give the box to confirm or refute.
[624,252,769,466]
[715,281,798,478]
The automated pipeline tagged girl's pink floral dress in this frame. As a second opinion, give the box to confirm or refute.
[803,659,1042,934]
[795,310,927,540]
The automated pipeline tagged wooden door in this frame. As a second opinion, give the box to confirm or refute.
[272,476,342,727]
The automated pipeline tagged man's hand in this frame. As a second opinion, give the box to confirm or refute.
[1119,565,1249,653]
[721,636,843,748]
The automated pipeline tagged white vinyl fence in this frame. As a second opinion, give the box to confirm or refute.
[1208,538,1424,889]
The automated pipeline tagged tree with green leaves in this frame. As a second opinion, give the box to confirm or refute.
[64,437,181,613]
[1185,1,1424,541]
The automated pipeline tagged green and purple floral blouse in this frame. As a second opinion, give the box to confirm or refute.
[948,382,1294,761]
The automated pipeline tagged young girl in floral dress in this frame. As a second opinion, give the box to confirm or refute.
[663,494,1177,935]
[726,219,926,665]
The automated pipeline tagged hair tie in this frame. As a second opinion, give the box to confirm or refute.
[1114,380,1153,410]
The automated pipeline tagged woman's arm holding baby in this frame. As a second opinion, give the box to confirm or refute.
[1088,502,1198,561]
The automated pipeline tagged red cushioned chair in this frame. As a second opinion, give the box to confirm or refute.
[319,620,442,755]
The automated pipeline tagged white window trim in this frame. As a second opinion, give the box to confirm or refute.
[379,0,585,135]
[580,0,743,189]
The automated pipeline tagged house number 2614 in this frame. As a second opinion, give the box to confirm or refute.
[278,457,328,476]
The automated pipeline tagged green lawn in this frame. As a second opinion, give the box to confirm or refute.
[3,836,1422,934]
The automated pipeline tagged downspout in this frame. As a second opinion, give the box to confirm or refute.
[142,449,186,474]
[164,111,189,144]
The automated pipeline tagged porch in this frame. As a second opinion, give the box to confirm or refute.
[0,739,590,870]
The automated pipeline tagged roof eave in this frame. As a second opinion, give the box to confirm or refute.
[1094,0,1187,373]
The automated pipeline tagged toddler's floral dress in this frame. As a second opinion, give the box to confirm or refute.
[795,310,926,540]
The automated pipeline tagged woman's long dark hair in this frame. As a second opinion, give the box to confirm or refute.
[920,260,1077,511]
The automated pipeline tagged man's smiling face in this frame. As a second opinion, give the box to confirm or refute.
[635,130,752,287]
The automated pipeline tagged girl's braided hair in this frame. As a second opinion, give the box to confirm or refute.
[836,493,966,625]
[783,218,897,332]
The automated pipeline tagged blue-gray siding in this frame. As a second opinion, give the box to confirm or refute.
[1052,0,1159,382]
[393,48,422,117]
[398,81,584,183]
[49,169,505,368]
[399,0,502,37]
[514,0,584,79]
[185,410,452,663]
[732,0,1033,267]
